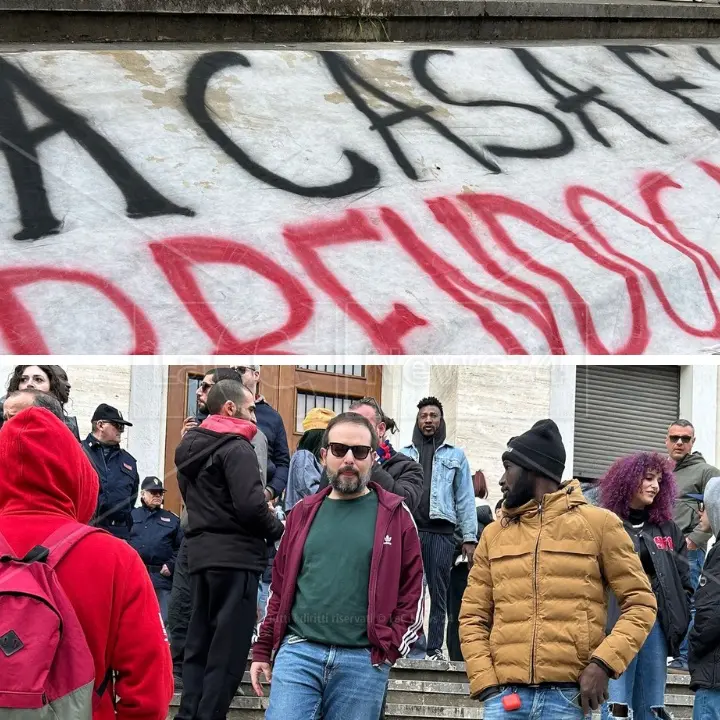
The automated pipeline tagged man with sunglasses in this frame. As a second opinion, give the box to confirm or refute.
[315,397,424,511]
[251,412,424,720]
[130,476,183,637]
[666,419,720,671]
[83,403,139,541]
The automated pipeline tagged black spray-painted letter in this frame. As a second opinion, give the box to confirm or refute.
[320,51,501,179]
[609,45,720,132]
[0,57,194,241]
[185,51,380,198]
[412,49,574,160]
[514,48,667,149]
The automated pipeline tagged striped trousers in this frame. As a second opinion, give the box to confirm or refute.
[420,531,456,654]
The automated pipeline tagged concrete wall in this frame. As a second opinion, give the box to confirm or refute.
[3,44,720,355]
[454,365,552,508]
[429,365,459,442]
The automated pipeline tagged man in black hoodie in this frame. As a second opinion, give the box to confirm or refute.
[170,366,268,690]
[175,379,284,720]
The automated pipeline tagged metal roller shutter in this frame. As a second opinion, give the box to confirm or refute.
[573,365,680,480]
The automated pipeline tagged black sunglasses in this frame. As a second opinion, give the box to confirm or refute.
[328,442,372,460]
[200,381,214,392]
[669,434,693,444]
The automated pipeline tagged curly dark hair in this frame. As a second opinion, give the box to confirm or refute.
[599,451,677,524]
[417,396,444,417]
[7,365,71,406]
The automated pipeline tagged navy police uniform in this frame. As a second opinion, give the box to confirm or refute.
[83,404,139,541]
[130,476,184,630]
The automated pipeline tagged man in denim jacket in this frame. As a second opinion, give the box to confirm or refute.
[403,397,478,660]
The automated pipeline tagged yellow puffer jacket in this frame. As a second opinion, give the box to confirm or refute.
[459,480,657,698]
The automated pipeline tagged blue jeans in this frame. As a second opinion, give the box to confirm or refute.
[257,580,270,623]
[602,621,668,720]
[483,686,585,719]
[695,689,720,720]
[266,636,391,720]
[679,547,706,664]
[408,572,428,659]
[155,586,171,640]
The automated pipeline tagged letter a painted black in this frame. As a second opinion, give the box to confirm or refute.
[320,51,501,178]
[514,48,667,148]
[0,57,194,241]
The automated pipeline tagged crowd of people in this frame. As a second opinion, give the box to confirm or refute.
[0,364,719,720]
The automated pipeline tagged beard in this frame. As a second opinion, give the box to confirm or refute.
[328,464,371,495]
[504,469,535,509]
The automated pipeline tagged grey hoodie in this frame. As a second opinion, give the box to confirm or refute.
[673,451,720,549]
[704,476,720,539]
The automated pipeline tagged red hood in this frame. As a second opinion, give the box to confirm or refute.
[199,415,258,441]
[0,407,99,522]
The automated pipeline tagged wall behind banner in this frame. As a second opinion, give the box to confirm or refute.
[4,44,720,354]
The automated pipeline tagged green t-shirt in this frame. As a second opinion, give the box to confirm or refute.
[289,489,378,647]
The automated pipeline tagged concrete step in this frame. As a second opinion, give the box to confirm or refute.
[168,661,696,718]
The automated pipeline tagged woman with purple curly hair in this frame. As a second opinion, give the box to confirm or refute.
[600,452,694,720]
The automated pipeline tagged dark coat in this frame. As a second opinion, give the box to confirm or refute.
[175,417,284,574]
[255,400,290,499]
[83,435,140,539]
[130,504,184,591]
[317,452,424,513]
[452,503,494,560]
[607,518,692,657]
[690,541,720,690]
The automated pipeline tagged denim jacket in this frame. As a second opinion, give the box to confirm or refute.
[401,443,478,542]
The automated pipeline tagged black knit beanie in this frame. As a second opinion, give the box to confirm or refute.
[501,419,566,483]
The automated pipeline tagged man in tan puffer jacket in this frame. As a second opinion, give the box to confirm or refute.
[460,419,657,719]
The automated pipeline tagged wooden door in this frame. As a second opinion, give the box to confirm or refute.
[273,365,382,452]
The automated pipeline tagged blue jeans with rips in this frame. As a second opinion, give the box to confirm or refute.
[602,621,669,720]
[482,686,586,720]
[266,636,391,720]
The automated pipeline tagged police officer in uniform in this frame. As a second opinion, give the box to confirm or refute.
[83,403,139,541]
[130,476,183,635]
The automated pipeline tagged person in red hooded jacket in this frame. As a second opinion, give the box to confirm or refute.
[0,401,173,720]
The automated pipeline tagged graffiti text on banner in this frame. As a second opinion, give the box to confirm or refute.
[2,44,720,353]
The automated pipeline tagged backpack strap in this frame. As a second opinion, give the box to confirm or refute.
[43,524,103,571]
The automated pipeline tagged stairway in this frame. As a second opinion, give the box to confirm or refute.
[168,660,695,719]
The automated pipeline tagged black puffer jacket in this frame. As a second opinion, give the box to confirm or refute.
[607,518,692,657]
[690,541,720,690]
[317,451,423,513]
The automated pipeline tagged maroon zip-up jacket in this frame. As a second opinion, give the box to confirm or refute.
[253,482,424,666]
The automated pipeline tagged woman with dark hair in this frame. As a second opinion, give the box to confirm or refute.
[284,408,336,512]
[446,469,494,661]
[4,365,80,440]
[600,452,693,720]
